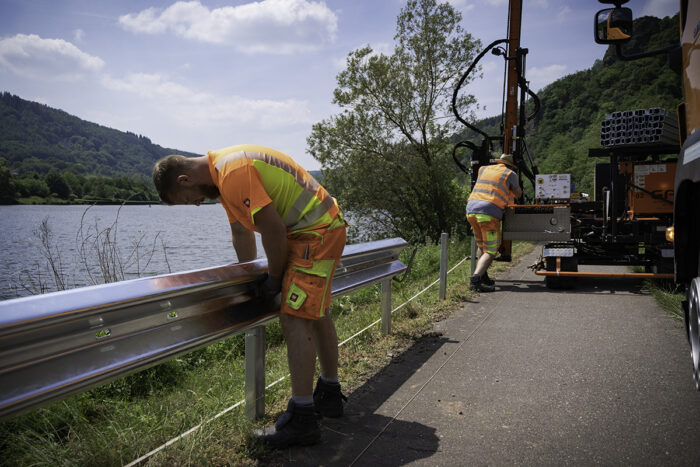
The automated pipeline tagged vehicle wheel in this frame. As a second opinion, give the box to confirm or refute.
[688,277,700,391]
[544,256,578,289]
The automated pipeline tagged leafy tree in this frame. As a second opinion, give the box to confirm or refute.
[0,157,17,203]
[45,170,71,199]
[308,0,480,243]
[16,174,50,198]
[62,170,83,198]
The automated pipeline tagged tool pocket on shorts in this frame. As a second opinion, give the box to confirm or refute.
[285,282,308,311]
[285,259,336,315]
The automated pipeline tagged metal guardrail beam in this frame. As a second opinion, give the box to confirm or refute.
[0,238,408,419]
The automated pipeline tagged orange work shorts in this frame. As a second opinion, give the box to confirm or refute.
[466,213,501,256]
[280,222,347,320]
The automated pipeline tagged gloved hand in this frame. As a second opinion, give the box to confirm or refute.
[260,273,282,298]
[255,273,282,308]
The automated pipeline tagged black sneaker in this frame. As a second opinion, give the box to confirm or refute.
[253,400,320,449]
[313,377,347,418]
[470,274,495,292]
[482,272,495,286]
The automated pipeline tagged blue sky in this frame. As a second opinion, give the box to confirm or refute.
[0,0,679,170]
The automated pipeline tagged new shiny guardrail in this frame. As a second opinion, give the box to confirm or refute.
[0,237,408,420]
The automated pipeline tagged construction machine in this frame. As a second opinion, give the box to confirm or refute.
[452,0,700,387]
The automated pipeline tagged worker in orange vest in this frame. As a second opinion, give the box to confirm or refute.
[153,145,347,448]
[466,154,522,292]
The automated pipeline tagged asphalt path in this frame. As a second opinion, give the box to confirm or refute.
[273,247,700,466]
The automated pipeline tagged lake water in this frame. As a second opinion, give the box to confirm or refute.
[0,204,265,300]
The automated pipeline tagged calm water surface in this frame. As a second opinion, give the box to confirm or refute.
[0,204,264,300]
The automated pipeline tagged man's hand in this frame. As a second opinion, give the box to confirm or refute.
[260,273,282,298]
[254,273,282,309]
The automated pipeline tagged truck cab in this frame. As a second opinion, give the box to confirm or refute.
[596,0,700,389]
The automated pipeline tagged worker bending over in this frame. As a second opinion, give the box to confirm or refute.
[152,144,347,449]
[466,153,522,292]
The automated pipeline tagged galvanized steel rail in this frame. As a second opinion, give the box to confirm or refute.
[0,238,408,419]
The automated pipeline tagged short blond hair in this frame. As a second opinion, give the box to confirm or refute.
[152,155,195,204]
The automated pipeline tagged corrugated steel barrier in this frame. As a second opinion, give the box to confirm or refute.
[0,237,408,420]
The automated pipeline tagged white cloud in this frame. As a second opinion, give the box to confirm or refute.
[332,42,393,71]
[73,29,85,42]
[118,0,338,54]
[641,0,678,18]
[446,0,475,11]
[526,64,566,91]
[556,6,572,24]
[0,34,104,81]
[100,73,312,128]
[365,42,392,57]
[332,56,346,71]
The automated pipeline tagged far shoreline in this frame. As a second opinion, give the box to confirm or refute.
[1,198,220,206]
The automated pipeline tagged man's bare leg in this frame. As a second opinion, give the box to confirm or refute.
[254,313,320,448]
[310,311,345,418]
[280,313,316,397]
[311,313,339,380]
[474,251,494,276]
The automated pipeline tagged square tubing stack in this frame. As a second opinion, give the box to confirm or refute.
[600,107,679,148]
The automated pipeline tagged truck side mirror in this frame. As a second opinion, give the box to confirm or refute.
[595,7,633,44]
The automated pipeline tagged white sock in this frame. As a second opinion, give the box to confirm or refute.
[320,375,339,385]
[292,395,313,406]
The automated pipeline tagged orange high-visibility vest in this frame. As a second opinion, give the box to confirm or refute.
[467,163,516,210]
[208,145,340,234]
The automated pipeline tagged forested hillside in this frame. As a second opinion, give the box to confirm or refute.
[0,92,200,177]
[525,14,681,194]
[0,93,202,203]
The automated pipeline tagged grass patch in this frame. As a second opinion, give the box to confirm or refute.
[629,266,685,321]
[0,239,534,466]
[647,280,685,321]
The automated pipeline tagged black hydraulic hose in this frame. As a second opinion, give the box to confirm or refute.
[521,138,539,180]
[628,183,674,205]
[452,39,509,139]
[615,43,677,62]
[452,140,477,175]
[524,85,540,121]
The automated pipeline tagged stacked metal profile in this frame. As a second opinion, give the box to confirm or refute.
[600,107,679,148]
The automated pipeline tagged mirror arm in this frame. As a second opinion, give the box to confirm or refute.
[614,42,678,61]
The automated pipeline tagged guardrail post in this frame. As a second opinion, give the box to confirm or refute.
[470,236,477,276]
[381,279,392,335]
[245,326,266,420]
[439,232,449,300]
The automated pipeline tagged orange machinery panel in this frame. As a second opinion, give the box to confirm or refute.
[619,161,675,215]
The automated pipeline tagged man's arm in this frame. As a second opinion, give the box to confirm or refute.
[512,184,523,199]
[507,171,523,200]
[230,222,257,262]
[252,203,288,279]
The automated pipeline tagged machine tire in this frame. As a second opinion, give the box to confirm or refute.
[687,277,700,391]
[544,256,578,289]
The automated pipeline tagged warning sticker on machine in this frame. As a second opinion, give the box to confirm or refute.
[634,164,667,176]
[535,174,570,199]
[628,161,675,214]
